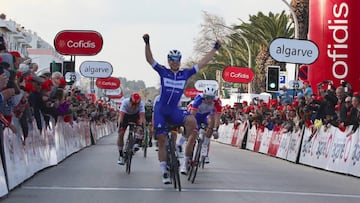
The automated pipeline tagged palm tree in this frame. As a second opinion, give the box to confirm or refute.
[290,0,309,40]
[232,11,294,93]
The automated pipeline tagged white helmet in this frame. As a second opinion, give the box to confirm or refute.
[167,50,182,61]
[203,86,216,97]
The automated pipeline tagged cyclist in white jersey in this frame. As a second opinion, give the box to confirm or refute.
[143,33,221,184]
[117,93,146,165]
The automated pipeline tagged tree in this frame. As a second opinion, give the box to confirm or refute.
[233,11,294,93]
[291,0,309,40]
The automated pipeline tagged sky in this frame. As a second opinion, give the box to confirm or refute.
[4,0,289,88]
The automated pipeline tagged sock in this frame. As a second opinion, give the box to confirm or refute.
[160,161,167,174]
[183,156,190,167]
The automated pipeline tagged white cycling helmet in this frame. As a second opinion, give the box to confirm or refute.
[167,50,182,61]
[203,86,216,97]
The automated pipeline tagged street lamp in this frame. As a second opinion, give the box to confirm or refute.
[281,0,300,82]
[281,0,299,39]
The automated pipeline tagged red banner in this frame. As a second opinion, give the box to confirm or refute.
[184,88,202,98]
[308,0,360,93]
[54,30,103,55]
[95,77,120,90]
[222,66,254,83]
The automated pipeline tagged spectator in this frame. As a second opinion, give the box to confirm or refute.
[303,80,313,100]
[348,95,360,134]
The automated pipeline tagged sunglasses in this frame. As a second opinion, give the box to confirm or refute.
[168,57,181,62]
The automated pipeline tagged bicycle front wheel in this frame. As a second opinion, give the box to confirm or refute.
[126,133,134,174]
[169,138,181,191]
[143,128,148,158]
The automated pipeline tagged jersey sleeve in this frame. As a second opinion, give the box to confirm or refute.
[183,65,198,79]
[152,61,166,76]
[139,102,145,113]
[119,101,128,113]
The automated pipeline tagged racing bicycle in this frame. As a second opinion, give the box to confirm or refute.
[187,123,206,183]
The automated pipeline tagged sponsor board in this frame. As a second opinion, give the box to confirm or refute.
[79,61,113,78]
[222,66,254,83]
[103,88,121,96]
[184,88,202,98]
[194,80,219,91]
[54,30,103,55]
[269,38,319,64]
[96,77,120,89]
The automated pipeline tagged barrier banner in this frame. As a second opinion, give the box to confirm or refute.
[235,121,249,148]
[231,127,238,146]
[246,125,257,151]
[348,128,360,177]
[310,125,336,169]
[55,120,67,162]
[0,158,7,197]
[299,127,315,166]
[0,129,8,197]
[253,127,264,152]
[276,132,291,159]
[83,121,92,146]
[231,121,249,148]
[218,123,234,145]
[286,128,304,163]
[327,126,352,173]
[259,128,271,154]
[267,127,282,156]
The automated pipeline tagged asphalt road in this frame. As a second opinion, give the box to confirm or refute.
[1,132,360,203]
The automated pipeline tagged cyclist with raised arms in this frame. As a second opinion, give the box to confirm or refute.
[143,33,220,184]
[117,93,146,165]
[181,86,222,172]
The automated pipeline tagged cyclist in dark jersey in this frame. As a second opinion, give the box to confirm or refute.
[143,33,221,184]
[144,100,153,147]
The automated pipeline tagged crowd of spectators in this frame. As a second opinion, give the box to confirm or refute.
[0,39,117,145]
[220,80,360,137]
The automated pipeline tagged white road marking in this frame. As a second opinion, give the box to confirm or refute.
[22,186,360,198]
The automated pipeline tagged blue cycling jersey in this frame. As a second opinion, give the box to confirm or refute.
[151,61,198,135]
[152,61,198,110]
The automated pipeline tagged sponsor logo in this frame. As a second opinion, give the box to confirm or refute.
[194,80,219,91]
[54,30,103,55]
[96,77,120,89]
[163,78,186,89]
[269,38,319,64]
[79,61,113,78]
[222,66,254,83]
[327,2,349,79]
